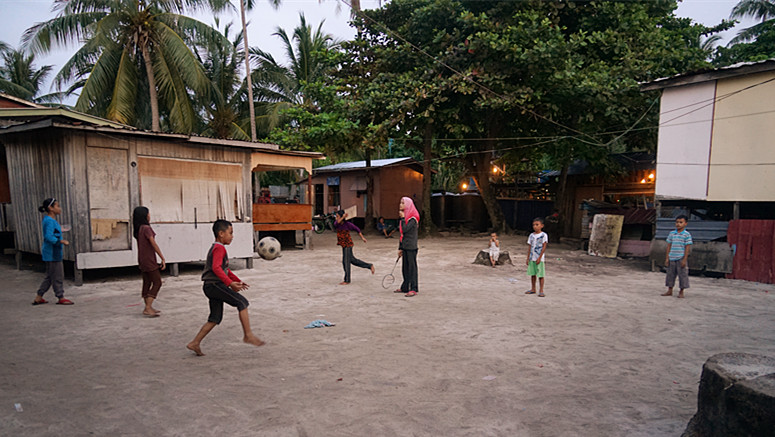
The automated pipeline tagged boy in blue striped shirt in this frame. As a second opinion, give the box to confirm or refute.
[661,215,692,298]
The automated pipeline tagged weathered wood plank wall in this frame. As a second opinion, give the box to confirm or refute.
[136,138,252,223]
[5,130,78,260]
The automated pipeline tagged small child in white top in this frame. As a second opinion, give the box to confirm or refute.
[525,217,548,297]
[488,232,500,267]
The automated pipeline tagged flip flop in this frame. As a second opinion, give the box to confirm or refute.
[405,291,417,297]
[525,290,536,294]
[538,292,545,297]
[32,299,48,306]
[56,298,74,305]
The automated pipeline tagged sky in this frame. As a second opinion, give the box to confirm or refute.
[0,0,758,101]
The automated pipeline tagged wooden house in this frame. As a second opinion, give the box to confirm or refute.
[546,152,657,239]
[641,59,775,282]
[0,107,321,284]
[310,157,425,222]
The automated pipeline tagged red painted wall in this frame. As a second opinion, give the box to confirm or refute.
[727,220,775,284]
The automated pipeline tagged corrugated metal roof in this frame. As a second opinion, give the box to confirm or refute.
[314,157,415,172]
[0,107,132,129]
[654,218,729,242]
[640,58,775,91]
[0,107,324,158]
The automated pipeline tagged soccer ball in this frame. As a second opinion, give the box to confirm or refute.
[257,236,281,260]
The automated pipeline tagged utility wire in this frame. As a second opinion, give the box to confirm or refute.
[333,0,775,169]
[337,0,605,147]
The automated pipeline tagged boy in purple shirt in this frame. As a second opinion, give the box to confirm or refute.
[334,210,375,285]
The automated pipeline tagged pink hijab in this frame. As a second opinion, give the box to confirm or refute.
[399,196,420,241]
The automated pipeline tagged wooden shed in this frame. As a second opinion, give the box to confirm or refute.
[310,157,425,220]
[0,107,321,284]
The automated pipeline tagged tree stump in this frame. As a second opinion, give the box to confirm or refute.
[682,352,775,437]
[473,250,512,266]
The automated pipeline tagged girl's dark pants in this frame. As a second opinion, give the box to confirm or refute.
[141,268,162,299]
[37,261,64,298]
[342,246,372,283]
[400,249,419,293]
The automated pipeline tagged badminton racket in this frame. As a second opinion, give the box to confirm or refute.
[381,257,400,289]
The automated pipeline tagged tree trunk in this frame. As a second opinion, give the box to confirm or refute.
[364,148,375,231]
[468,117,506,233]
[350,0,361,14]
[468,151,505,233]
[556,163,570,237]
[240,0,257,142]
[421,123,435,236]
[140,42,160,132]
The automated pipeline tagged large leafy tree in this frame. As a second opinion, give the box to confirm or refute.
[23,0,230,132]
[0,42,63,104]
[274,0,718,233]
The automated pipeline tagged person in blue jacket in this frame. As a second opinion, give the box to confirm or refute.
[32,198,74,305]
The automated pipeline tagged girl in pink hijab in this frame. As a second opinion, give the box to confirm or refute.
[396,197,420,297]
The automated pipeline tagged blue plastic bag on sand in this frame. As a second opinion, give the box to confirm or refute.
[304,319,335,329]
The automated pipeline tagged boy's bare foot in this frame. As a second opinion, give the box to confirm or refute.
[661,291,673,296]
[143,309,160,317]
[370,265,375,274]
[186,342,205,356]
[244,335,265,347]
[339,281,349,285]
[678,291,685,298]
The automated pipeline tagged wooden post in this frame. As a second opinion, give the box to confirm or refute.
[74,267,83,286]
[308,173,312,209]
[733,201,740,220]
[245,257,253,269]
[170,263,179,277]
[15,250,21,270]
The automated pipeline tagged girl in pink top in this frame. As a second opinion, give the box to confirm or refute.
[397,197,420,297]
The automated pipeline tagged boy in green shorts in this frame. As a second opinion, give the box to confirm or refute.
[525,217,548,297]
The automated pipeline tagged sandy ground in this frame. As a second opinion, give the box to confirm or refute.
[1,231,774,437]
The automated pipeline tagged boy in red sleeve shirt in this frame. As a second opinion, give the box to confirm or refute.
[187,220,264,356]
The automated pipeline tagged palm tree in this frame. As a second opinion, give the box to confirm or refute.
[22,0,230,132]
[699,34,723,60]
[0,42,63,104]
[234,0,281,141]
[193,21,250,140]
[249,14,338,135]
[730,0,775,43]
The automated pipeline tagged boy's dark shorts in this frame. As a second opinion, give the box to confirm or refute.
[203,282,249,324]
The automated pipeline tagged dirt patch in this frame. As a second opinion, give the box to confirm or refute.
[1,233,773,436]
